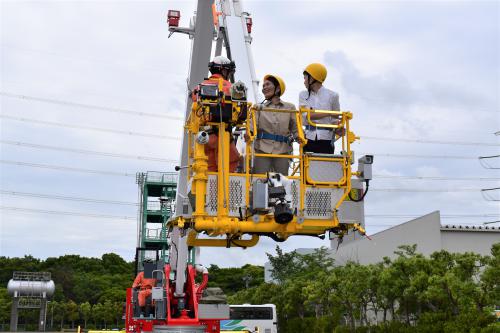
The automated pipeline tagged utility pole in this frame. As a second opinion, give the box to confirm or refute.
[242,275,252,289]
[480,131,500,208]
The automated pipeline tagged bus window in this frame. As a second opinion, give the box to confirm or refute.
[221,304,277,333]
[230,307,273,320]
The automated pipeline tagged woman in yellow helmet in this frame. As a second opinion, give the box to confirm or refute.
[299,63,341,154]
[246,74,300,175]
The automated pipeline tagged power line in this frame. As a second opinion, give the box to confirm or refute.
[1,140,477,163]
[362,136,499,147]
[0,159,136,177]
[482,187,500,192]
[366,214,500,218]
[1,139,493,170]
[0,140,178,163]
[1,159,495,188]
[479,155,500,159]
[2,44,184,76]
[371,188,483,193]
[0,91,184,120]
[3,112,497,148]
[366,222,500,228]
[1,140,491,170]
[5,188,494,217]
[358,96,500,114]
[479,155,500,170]
[364,152,476,160]
[1,190,138,206]
[373,174,500,181]
[0,114,181,140]
[481,187,500,202]
[1,205,496,223]
[2,44,499,118]
[0,206,135,220]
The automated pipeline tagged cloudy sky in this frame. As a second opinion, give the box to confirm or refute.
[1,0,499,267]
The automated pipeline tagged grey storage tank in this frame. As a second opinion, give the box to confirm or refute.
[7,279,55,297]
[8,271,54,332]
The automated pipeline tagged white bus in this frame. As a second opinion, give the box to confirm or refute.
[221,304,278,333]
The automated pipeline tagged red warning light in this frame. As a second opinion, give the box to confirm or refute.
[167,10,180,27]
[245,17,253,34]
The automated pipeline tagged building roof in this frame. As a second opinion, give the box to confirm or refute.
[440,224,500,232]
[367,211,440,238]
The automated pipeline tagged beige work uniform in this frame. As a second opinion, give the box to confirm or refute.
[251,100,298,175]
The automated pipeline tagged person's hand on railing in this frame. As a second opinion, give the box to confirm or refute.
[252,103,265,111]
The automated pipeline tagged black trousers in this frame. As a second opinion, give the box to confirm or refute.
[303,139,334,154]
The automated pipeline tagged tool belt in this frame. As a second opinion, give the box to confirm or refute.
[256,131,290,144]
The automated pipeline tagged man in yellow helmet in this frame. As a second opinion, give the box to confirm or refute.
[246,74,299,175]
[299,63,340,154]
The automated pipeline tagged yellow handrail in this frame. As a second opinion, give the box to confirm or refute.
[300,106,345,129]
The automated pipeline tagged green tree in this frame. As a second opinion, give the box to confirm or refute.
[387,244,426,324]
[266,246,300,284]
[101,253,131,275]
[47,301,57,329]
[0,287,12,326]
[377,258,398,322]
[66,300,79,328]
[282,278,310,319]
[480,243,500,309]
[297,247,335,278]
[365,263,384,324]
[92,303,104,329]
[112,302,124,327]
[103,300,116,328]
[207,264,265,295]
[325,263,364,330]
[303,271,332,318]
[0,255,41,285]
[53,300,66,329]
[419,250,496,331]
[228,282,281,305]
[1,245,498,332]
[98,287,126,304]
[79,302,92,328]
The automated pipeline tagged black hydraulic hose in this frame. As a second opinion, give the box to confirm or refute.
[256,232,325,242]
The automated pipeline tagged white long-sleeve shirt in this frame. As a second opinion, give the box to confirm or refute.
[299,86,340,141]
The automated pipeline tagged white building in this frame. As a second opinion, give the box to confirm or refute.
[265,211,500,281]
[333,211,499,265]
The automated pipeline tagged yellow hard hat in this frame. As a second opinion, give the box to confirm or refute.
[304,63,327,83]
[263,74,286,96]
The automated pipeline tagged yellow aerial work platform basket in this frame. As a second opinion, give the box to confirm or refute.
[169,79,369,248]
